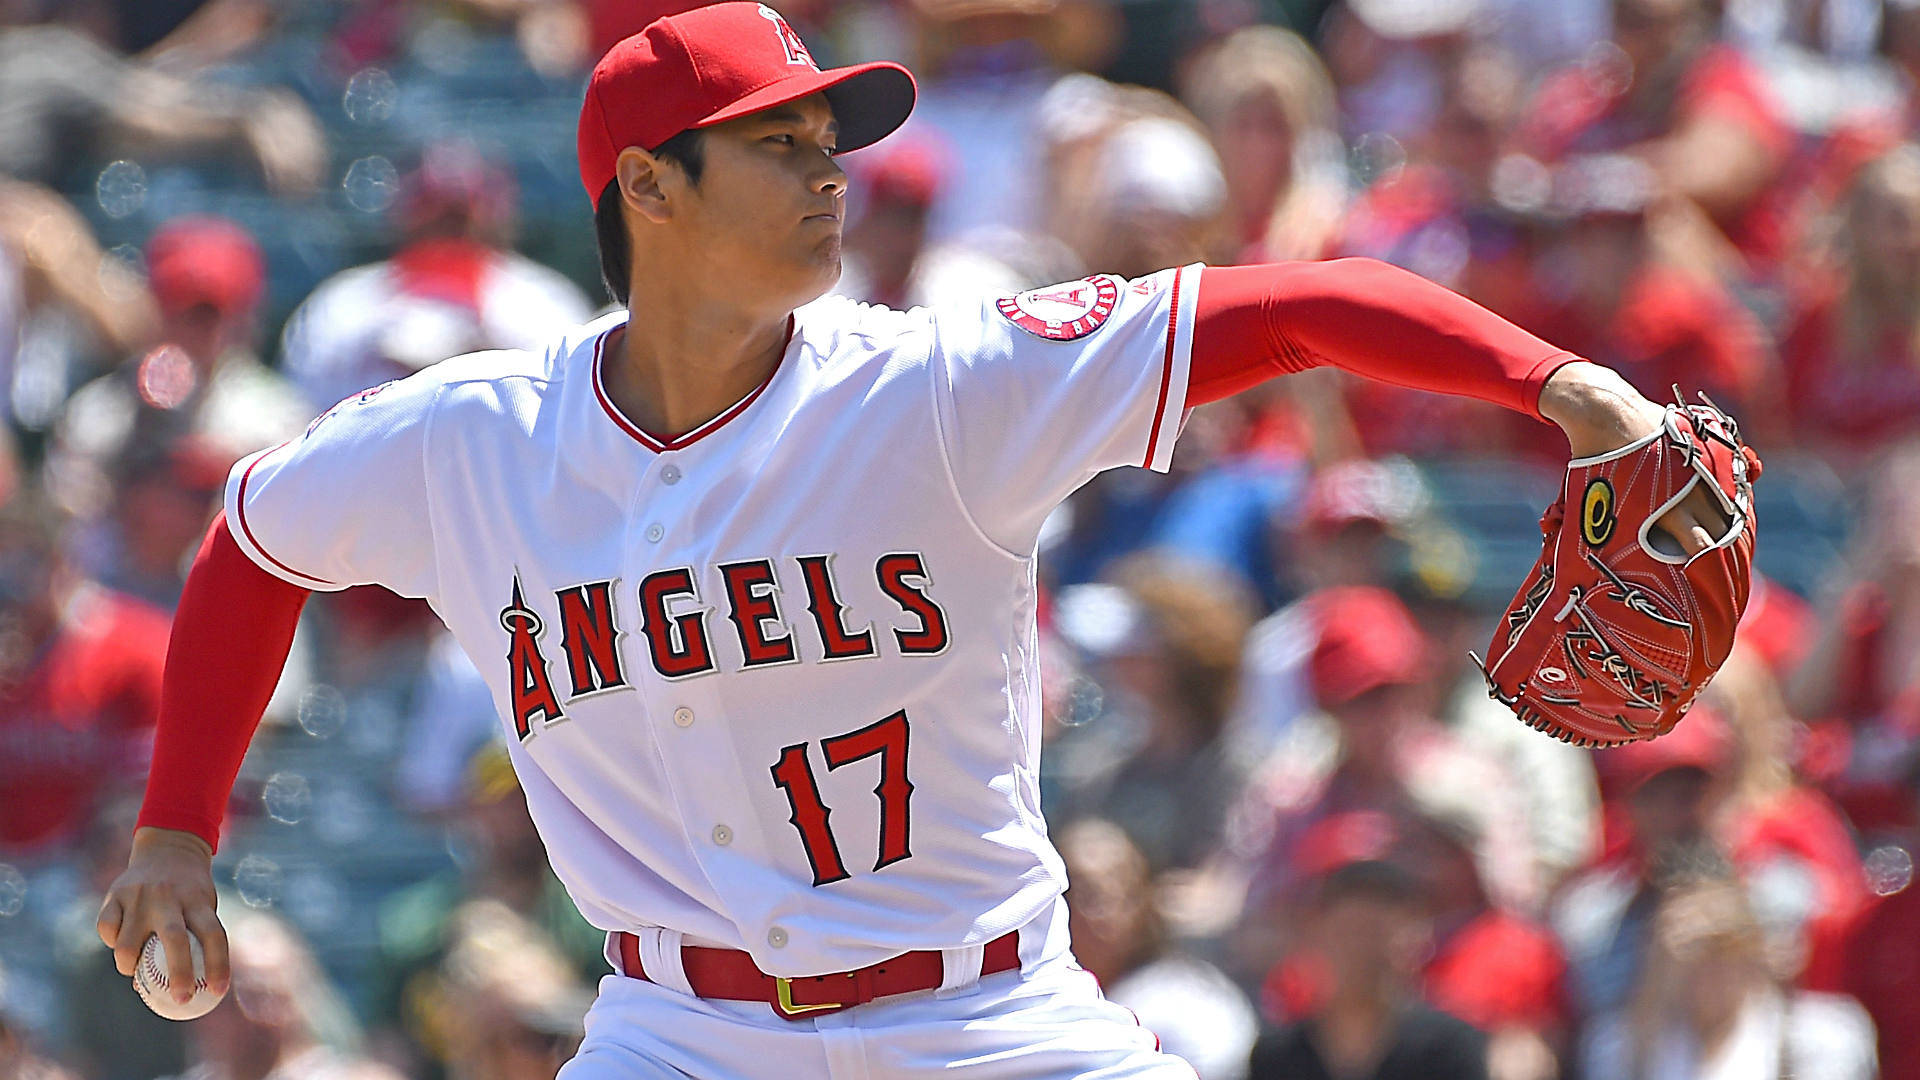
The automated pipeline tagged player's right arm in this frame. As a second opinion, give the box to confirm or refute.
[96,512,310,1002]
[99,369,439,1003]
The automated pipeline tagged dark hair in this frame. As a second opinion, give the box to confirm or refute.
[594,129,705,306]
[1317,859,1423,909]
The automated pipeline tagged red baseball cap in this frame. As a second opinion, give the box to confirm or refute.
[576,2,916,203]
[1308,586,1431,707]
[146,216,265,318]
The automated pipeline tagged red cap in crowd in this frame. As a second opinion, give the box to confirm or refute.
[858,136,951,209]
[1308,586,1431,707]
[576,2,916,203]
[1291,811,1399,879]
[145,216,265,318]
[1595,704,1734,794]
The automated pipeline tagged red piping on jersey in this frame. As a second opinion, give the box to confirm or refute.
[236,443,338,588]
[591,317,794,452]
[1140,269,1183,468]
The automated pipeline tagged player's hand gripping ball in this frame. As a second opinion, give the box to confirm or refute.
[133,933,224,1020]
[1475,395,1760,746]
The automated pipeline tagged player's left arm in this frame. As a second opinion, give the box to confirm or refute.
[1189,258,1730,553]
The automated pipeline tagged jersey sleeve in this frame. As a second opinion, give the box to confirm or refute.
[928,263,1202,552]
[223,372,440,598]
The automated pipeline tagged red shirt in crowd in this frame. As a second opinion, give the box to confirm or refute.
[1422,909,1571,1034]
[1723,786,1870,993]
[1260,908,1570,1035]
[1781,278,1920,453]
[1534,262,1770,418]
[1845,869,1920,1080]
[0,586,170,851]
[1524,44,1794,266]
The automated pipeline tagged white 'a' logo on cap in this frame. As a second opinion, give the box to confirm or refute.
[758,5,818,69]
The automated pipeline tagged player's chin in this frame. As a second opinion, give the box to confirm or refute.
[793,240,842,290]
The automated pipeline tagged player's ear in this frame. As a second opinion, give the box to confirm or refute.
[616,147,674,225]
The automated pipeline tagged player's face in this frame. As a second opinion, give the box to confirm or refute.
[678,95,847,307]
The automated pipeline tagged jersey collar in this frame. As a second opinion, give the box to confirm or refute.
[590,314,795,453]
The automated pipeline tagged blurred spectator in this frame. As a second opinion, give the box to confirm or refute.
[1841,754,1920,1080]
[420,900,590,1080]
[1790,440,1920,836]
[1060,818,1258,1080]
[1527,154,1779,427]
[178,908,403,1080]
[371,744,604,1075]
[54,216,306,472]
[50,216,309,605]
[1579,870,1876,1080]
[1400,812,1569,1080]
[1705,648,1868,994]
[1257,809,1570,1080]
[0,483,168,855]
[1317,0,1479,146]
[837,136,950,309]
[1553,710,1735,1017]
[1183,26,1348,265]
[53,0,270,58]
[902,0,1103,243]
[1039,81,1227,279]
[87,436,228,609]
[0,22,324,194]
[1044,395,1305,600]
[0,178,157,432]
[1247,858,1489,1080]
[1520,0,1794,272]
[1233,459,1429,754]
[1783,145,1920,456]
[1048,555,1258,873]
[279,143,591,414]
[1232,585,1536,923]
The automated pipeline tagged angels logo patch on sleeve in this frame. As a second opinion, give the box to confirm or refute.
[996,276,1120,341]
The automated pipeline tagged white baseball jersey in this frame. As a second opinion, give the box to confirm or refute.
[225,264,1201,978]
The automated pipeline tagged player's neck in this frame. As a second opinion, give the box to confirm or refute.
[604,297,791,441]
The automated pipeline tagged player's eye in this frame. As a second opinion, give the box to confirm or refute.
[766,134,797,147]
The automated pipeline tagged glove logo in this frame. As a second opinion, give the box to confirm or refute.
[1581,479,1616,546]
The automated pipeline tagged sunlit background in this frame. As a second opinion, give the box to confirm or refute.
[1,0,1917,1078]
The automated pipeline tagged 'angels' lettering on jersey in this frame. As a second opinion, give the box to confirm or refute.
[500,551,951,738]
[221,264,1202,976]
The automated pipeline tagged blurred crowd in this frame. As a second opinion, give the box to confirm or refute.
[1,0,1919,1077]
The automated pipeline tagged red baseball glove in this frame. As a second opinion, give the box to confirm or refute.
[1474,396,1760,746]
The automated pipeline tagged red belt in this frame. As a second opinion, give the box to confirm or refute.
[614,929,1021,1019]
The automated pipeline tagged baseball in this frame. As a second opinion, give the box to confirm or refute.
[132,934,223,1021]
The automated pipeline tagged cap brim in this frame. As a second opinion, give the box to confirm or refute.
[694,61,916,155]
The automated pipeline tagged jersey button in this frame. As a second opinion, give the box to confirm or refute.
[661,464,681,485]
[711,824,732,846]
[645,523,664,543]
[672,707,694,727]
[767,927,789,948]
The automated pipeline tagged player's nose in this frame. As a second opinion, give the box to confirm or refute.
[810,153,847,199]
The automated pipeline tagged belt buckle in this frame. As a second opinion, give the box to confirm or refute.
[774,976,847,1019]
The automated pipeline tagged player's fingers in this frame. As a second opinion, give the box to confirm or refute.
[1655,486,1733,556]
[185,907,230,997]
[157,914,196,1003]
[96,895,125,950]
[110,894,149,977]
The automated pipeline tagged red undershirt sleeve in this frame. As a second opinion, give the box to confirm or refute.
[135,511,311,852]
[1185,258,1577,418]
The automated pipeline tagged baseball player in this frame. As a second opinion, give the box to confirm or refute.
[97,5,1738,1076]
